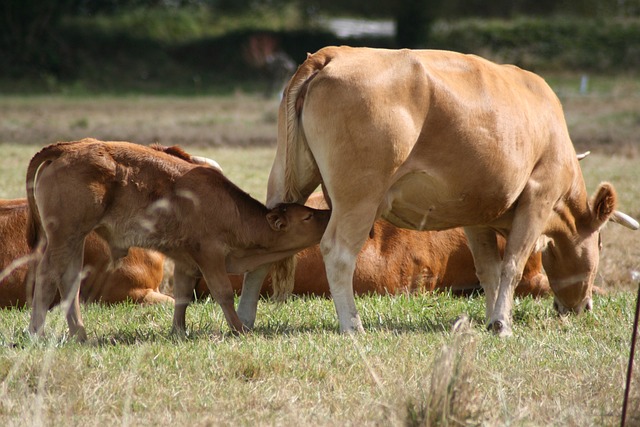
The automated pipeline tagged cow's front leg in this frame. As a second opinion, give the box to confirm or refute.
[489,181,552,337]
[463,226,501,321]
[236,262,271,329]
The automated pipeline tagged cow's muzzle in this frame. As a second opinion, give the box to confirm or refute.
[553,296,593,315]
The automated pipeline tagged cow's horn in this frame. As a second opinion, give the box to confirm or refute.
[576,151,591,161]
[191,156,223,173]
[611,210,639,230]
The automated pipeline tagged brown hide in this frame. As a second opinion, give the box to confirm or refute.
[0,198,172,308]
[196,194,550,299]
[26,139,330,340]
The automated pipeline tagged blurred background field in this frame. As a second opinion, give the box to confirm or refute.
[1,1,639,151]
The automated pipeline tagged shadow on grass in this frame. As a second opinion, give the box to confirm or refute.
[5,290,555,347]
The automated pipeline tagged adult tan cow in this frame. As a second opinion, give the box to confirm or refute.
[0,198,172,307]
[26,139,330,341]
[198,192,550,299]
[239,46,637,337]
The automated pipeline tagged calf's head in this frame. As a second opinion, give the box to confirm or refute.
[266,203,330,251]
[543,183,636,314]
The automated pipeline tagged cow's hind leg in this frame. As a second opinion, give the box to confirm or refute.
[463,227,502,321]
[59,242,87,341]
[321,205,378,334]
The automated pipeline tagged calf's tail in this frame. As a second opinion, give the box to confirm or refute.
[25,143,68,250]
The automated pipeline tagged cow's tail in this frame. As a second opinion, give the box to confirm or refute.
[25,142,70,251]
[270,255,297,302]
[269,49,337,300]
[280,48,335,203]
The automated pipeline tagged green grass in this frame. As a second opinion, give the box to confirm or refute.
[0,292,637,426]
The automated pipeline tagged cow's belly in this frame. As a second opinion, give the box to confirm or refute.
[381,169,517,231]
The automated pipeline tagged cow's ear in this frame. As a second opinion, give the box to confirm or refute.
[267,211,288,231]
[590,182,617,230]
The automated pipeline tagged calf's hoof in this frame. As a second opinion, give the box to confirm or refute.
[487,320,513,338]
[74,330,88,343]
[69,325,89,343]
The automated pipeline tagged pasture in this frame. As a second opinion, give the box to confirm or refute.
[0,75,639,426]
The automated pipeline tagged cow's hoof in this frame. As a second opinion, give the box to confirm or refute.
[487,320,513,338]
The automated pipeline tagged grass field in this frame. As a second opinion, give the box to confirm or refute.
[0,76,639,425]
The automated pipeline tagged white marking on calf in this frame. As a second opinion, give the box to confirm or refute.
[139,198,173,233]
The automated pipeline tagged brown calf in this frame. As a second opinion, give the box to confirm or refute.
[26,139,329,341]
[0,198,172,307]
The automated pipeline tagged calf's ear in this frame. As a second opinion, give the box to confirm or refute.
[267,211,288,231]
[590,182,617,230]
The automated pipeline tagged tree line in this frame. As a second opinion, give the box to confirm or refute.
[1,0,638,85]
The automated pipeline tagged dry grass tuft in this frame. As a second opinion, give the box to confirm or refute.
[405,316,483,427]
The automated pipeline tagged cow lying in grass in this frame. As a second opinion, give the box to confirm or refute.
[26,138,330,341]
[195,192,551,300]
[0,198,172,307]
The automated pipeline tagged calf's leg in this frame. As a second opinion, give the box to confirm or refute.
[29,250,61,337]
[199,261,246,334]
[29,240,87,341]
[171,265,198,335]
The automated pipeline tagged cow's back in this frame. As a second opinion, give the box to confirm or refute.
[39,140,196,253]
[300,47,580,230]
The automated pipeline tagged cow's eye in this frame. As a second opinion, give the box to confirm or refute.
[303,213,314,221]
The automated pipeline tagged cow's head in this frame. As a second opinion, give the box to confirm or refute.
[543,182,637,314]
[266,203,330,250]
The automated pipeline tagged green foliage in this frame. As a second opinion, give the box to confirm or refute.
[0,0,78,76]
[429,17,640,71]
[2,2,639,94]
